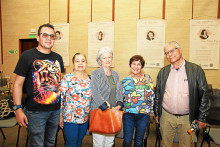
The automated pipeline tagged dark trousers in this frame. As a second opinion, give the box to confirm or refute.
[123,113,149,147]
[63,121,89,147]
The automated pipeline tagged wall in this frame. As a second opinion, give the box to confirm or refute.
[0,0,219,89]
[0,15,1,64]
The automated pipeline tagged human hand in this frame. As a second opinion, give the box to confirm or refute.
[15,109,28,128]
[59,115,64,129]
[112,106,121,110]
[155,116,159,124]
[196,120,206,129]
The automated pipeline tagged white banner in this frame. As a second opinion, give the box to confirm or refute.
[88,22,114,67]
[190,19,219,69]
[137,19,165,68]
[52,23,70,66]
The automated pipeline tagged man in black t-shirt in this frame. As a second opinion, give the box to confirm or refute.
[13,24,64,147]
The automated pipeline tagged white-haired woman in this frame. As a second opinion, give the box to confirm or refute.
[91,47,123,147]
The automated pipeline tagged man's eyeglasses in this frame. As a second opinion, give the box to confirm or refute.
[40,33,55,40]
[164,48,178,56]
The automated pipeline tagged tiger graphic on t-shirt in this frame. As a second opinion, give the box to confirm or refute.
[33,59,61,104]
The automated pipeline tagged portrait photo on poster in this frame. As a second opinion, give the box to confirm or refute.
[146,31,155,41]
[199,29,209,40]
[55,30,62,40]
[97,31,104,41]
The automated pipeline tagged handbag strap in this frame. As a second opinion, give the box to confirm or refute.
[106,101,110,108]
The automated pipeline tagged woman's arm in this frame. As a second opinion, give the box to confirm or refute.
[114,72,123,109]
[59,76,68,116]
[91,71,108,109]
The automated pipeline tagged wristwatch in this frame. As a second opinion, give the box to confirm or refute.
[13,105,22,111]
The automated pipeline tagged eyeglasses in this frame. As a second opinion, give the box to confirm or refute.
[164,48,178,56]
[40,33,55,40]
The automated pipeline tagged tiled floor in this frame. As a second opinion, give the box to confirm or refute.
[0,121,219,147]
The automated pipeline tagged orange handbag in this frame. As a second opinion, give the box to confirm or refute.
[89,108,123,134]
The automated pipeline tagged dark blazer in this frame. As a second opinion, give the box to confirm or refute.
[153,60,210,123]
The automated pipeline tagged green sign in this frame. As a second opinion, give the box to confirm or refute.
[9,50,14,54]
[15,50,18,54]
[29,34,36,38]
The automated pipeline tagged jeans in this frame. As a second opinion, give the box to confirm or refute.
[24,109,59,147]
[122,113,150,147]
[63,121,89,147]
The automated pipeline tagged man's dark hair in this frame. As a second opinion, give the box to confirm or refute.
[38,24,55,35]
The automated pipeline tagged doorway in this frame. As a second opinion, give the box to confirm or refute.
[19,38,38,56]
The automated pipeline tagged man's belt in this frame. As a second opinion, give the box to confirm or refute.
[172,113,189,116]
[163,108,189,116]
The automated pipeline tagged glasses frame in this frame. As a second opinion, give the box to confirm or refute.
[164,48,178,56]
[40,33,55,40]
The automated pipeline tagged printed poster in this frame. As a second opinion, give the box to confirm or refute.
[53,23,70,66]
[137,19,165,68]
[88,21,114,67]
[190,20,219,69]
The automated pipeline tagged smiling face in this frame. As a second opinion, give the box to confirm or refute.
[100,52,112,68]
[73,54,87,72]
[130,60,142,75]
[164,44,183,65]
[37,27,55,50]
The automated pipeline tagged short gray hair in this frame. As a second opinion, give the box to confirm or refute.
[164,41,181,49]
[96,47,113,66]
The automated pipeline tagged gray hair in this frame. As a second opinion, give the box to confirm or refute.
[164,41,181,49]
[96,46,113,66]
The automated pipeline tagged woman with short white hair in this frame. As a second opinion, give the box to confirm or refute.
[91,46,123,147]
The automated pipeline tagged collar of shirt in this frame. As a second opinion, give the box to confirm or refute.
[170,59,185,71]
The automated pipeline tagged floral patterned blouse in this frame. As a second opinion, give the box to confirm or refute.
[122,75,155,114]
[60,73,91,124]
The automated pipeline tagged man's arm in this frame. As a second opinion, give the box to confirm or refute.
[197,68,210,128]
[154,73,161,124]
[13,75,28,128]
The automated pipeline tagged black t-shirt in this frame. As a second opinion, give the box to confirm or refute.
[14,48,65,111]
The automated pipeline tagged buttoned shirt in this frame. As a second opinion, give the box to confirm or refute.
[162,60,189,115]
[60,73,91,124]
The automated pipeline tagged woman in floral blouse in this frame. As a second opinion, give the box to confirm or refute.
[59,53,91,147]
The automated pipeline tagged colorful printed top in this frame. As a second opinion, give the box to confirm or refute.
[122,75,155,114]
[14,48,64,111]
[60,73,91,124]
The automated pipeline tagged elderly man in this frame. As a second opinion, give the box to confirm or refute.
[153,41,209,147]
